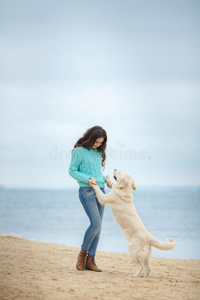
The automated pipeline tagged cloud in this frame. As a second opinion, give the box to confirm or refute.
[0,0,199,188]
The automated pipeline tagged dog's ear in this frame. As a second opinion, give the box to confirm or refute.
[117,176,128,189]
[132,179,136,191]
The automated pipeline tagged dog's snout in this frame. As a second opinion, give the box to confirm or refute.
[114,169,117,171]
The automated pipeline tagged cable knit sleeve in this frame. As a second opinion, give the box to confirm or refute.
[68,148,90,183]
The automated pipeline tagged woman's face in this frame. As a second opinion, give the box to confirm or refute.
[92,137,104,149]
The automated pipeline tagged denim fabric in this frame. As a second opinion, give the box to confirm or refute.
[79,186,105,256]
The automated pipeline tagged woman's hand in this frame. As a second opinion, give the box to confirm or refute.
[88,178,97,189]
[106,180,113,188]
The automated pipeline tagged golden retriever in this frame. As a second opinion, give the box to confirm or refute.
[91,170,176,278]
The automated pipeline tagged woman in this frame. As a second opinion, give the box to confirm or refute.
[68,126,113,272]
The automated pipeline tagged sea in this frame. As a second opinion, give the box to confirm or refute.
[0,186,199,259]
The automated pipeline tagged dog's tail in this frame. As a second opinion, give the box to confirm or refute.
[150,236,176,250]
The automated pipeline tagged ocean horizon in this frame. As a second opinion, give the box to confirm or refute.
[0,186,199,259]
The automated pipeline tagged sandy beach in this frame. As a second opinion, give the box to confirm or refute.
[0,233,199,300]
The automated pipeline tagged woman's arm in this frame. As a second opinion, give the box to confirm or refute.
[68,148,90,183]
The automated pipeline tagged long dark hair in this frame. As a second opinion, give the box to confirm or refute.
[72,126,107,170]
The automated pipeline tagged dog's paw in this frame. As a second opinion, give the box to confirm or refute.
[106,175,112,182]
[90,177,97,188]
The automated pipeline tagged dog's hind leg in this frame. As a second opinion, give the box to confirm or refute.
[144,261,151,278]
[134,261,143,277]
[144,247,152,278]
[129,240,144,277]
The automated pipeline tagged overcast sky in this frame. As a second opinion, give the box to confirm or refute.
[0,0,199,188]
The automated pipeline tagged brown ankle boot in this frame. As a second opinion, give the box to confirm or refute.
[76,250,88,271]
[86,256,102,272]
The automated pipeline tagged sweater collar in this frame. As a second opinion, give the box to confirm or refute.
[87,147,97,151]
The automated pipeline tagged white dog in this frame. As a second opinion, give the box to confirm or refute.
[91,170,175,278]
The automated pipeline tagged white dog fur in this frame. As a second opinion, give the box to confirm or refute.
[91,170,175,278]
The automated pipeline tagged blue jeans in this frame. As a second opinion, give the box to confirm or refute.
[79,187,105,257]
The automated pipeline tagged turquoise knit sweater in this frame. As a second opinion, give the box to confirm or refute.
[68,146,106,188]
